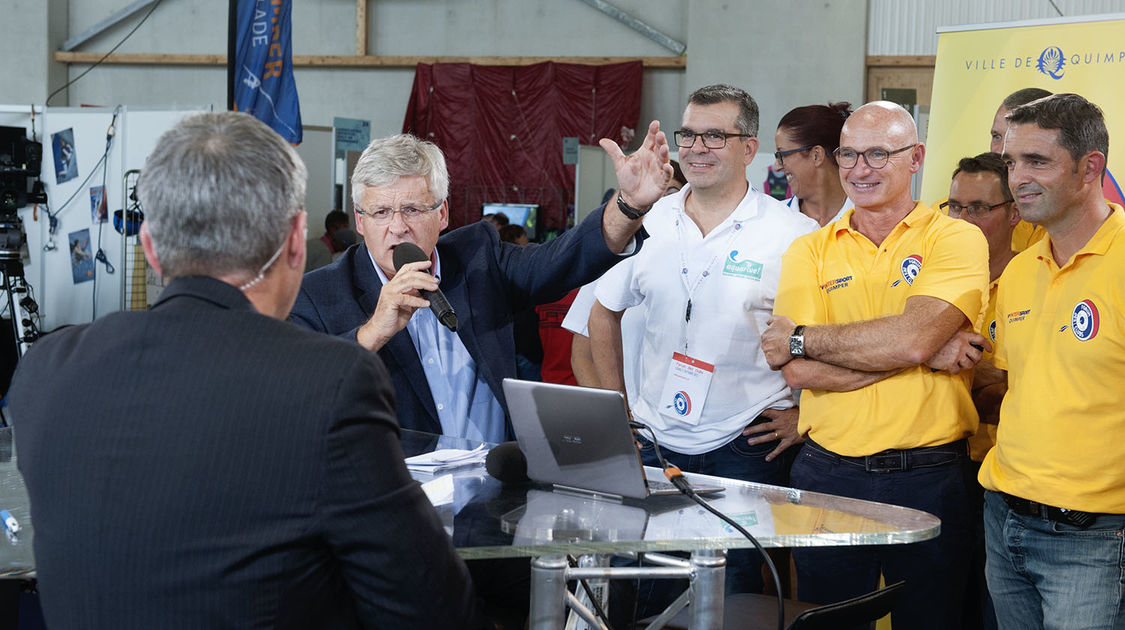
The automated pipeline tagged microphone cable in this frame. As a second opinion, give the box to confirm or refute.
[629,421,785,630]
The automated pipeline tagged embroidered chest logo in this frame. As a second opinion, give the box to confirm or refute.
[988,319,996,343]
[722,250,763,280]
[819,275,854,294]
[891,255,922,287]
[1007,309,1031,324]
[1070,299,1100,341]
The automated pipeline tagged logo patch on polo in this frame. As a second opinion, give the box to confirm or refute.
[988,319,996,343]
[722,250,763,280]
[820,275,854,294]
[1007,309,1031,324]
[1071,299,1100,341]
[896,255,922,286]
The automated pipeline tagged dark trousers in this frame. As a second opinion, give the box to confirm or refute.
[790,439,973,630]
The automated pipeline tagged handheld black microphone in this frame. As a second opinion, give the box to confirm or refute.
[485,441,530,484]
[392,242,458,332]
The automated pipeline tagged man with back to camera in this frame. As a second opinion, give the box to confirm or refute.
[290,126,672,441]
[941,151,1020,630]
[982,93,1125,630]
[587,84,819,595]
[7,112,484,629]
[989,87,1052,251]
[761,101,990,629]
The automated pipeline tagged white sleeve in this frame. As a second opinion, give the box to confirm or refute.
[561,281,599,336]
[593,254,644,313]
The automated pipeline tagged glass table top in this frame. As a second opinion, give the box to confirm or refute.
[0,428,940,575]
[400,430,940,560]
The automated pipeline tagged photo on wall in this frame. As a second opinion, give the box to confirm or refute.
[89,186,107,223]
[69,228,94,285]
[52,128,78,185]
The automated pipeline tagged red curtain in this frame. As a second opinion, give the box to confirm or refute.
[403,61,643,231]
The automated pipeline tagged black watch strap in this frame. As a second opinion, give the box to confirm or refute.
[616,195,647,220]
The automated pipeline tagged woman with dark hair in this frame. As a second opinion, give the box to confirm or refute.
[773,101,854,227]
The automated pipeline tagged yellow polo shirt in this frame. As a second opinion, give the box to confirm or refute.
[968,280,999,462]
[1011,220,1046,252]
[775,202,989,456]
[979,204,1125,513]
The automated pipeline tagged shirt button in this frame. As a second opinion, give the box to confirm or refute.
[428,358,434,364]
[437,403,444,410]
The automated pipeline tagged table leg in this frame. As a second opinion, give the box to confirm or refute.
[688,549,726,630]
[530,555,569,629]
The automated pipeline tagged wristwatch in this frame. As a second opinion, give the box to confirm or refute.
[789,325,806,358]
[616,194,648,220]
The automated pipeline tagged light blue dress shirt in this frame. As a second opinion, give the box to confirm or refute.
[370,249,506,443]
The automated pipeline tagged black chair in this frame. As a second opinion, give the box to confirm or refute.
[643,580,906,630]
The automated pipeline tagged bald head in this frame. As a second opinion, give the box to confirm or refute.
[843,101,918,146]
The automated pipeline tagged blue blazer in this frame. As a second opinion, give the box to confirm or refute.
[290,206,643,436]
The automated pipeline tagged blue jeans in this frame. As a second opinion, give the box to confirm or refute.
[984,490,1125,630]
[790,439,972,630]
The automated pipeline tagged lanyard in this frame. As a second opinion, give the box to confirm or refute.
[674,209,742,350]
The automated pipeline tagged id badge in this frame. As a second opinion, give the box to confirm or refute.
[659,352,715,426]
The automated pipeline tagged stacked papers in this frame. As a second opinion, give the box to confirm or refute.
[405,444,488,474]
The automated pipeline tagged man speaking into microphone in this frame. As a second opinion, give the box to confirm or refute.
[291,130,670,442]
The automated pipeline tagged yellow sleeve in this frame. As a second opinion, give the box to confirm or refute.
[774,233,824,325]
[910,220,990,329]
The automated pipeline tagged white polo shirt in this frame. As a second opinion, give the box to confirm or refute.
[596,184,818,454]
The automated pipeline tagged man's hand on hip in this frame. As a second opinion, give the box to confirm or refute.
[742,407,803,462]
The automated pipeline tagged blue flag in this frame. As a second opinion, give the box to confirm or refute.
[232,0,302,143]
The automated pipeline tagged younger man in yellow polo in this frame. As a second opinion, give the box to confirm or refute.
[983,93,1125,630]
[762,102,990,630]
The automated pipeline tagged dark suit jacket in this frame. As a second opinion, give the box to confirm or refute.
[9,276,482,630]
[290,206,642,435]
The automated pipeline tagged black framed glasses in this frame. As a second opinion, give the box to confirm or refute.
[940,200,1013,219]
[356,199,443,224]
[774,144,815,165]
[673,129,752,149]
[834,144,916,169]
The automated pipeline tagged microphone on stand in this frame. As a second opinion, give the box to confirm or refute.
[392,242,458,332]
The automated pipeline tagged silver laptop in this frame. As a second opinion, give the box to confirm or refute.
[502,378,723,500]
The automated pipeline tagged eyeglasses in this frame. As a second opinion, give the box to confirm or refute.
[939,200,1013,219]
[356,199,443,224]
[774,144,815,165]
[834,144,916,169]
[673,129,752,149]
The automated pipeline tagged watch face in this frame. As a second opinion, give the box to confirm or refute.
[789,335,803,357]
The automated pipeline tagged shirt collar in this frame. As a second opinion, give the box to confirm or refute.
[1034,202,1125,265]
[830,201,932,238]
[677,181,763,224]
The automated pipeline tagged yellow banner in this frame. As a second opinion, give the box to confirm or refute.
[921,16,1125,206]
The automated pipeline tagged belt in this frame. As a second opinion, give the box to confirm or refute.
[1000,492,1097,529]
[805,439,966,473]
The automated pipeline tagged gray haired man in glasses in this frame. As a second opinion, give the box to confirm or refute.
[291,130,671,443]
[762,101,990,629]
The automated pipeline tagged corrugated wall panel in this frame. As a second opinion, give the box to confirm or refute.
[869,0,1125,55]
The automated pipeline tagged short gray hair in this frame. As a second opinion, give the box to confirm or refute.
[137,111,306,280]
[351,134,449,209]
[688,84,760,137]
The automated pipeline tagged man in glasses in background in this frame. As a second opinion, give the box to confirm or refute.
[942,151,1019,630]
[588,84,817,598]
[762,101,990,629]
[291,131,670,443]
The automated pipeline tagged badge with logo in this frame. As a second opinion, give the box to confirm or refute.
[722,250,763,280]
[892,255,922,287]
[1070,299,1100,341]
[660,352,714,426]
[988,319,996,343]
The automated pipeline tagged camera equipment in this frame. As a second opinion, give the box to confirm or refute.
[0,126,43,359]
